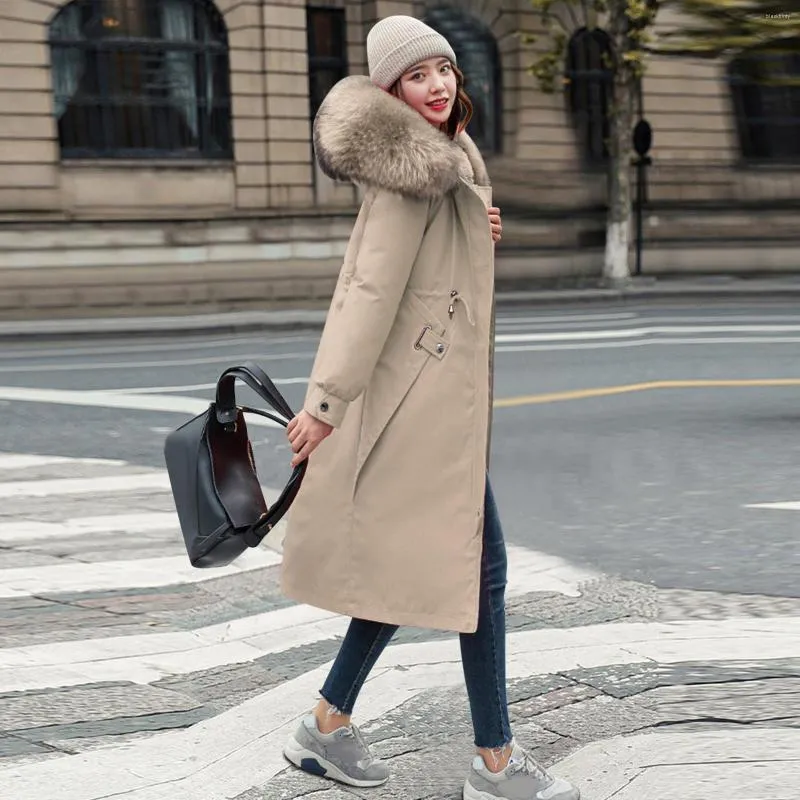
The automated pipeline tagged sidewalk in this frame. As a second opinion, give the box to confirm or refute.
[5,274,800,341]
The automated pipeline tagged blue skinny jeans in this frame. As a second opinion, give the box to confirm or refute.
[319,477,512,749]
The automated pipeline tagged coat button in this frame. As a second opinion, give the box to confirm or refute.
[436,343,445,354]
[320,401,329,412]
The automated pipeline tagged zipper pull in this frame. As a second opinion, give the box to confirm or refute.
[448,289,457,319]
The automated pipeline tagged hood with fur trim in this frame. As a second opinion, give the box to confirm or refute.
[313,76,490,199]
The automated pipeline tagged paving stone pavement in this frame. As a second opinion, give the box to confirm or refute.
[0,451,798,799]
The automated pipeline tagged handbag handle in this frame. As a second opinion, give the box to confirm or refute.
[212,362,307,547]
[215,361,293,426]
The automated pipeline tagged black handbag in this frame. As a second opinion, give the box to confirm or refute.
[163,361,307,568]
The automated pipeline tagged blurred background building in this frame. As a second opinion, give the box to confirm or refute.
[0,0,798,318]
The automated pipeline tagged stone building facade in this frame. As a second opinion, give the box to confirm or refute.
[0,0,798,317]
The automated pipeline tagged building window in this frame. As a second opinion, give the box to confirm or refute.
[307,7,348,120]
[49,0,233,160]
[425,7,502,155]
[729,42,800,163]
[565,28,614,165]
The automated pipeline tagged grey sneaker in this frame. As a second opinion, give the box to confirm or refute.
[463,743,579,800]
[283,713,389,788]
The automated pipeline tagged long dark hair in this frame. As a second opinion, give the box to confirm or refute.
[391,62,473,140]
[445,64,473,139]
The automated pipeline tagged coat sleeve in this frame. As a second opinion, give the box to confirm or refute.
[303,189,430,428]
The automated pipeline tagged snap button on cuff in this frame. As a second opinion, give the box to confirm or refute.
[320,401,329,412]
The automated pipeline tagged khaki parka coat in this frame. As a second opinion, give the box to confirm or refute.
[281,76,496,634]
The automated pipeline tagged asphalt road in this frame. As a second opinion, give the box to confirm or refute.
[1,299,798,597]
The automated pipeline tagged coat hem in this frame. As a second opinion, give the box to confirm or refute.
[281,579,480,635]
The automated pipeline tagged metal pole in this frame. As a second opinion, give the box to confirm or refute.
[634,159,644,276]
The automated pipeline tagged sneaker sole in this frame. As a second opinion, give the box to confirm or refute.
[284,735,389,788]
[464,780,495,800]
[464,778,580,800]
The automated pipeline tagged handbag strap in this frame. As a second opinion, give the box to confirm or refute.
[215,361,293,426]
[212,362,308,548]
[237,405,306,547]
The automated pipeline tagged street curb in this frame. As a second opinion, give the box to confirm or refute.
[4,281,800,342]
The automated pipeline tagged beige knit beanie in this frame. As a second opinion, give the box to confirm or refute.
[367,15,457,90]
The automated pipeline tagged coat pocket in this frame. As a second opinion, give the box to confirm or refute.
[354,293,449,485]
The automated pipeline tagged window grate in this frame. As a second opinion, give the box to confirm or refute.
[425,7,503,156]
[729,43,800,164]
[49,0,233,160]
[565,28,614,166]
[307,7,348,122]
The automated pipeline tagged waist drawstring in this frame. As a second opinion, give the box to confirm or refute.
[448,289,475,326]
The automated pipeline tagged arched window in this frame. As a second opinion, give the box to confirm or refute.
[729,41,800,163]
[49,0,233,159]
[565,28,613,165]
[425,7,502,155]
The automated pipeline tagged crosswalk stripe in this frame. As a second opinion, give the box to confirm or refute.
[0,513,179,542]
[495,323,800,344]
[0,454,128,470]
[745,501,800,511]
[0,548,281,598]
[0,606,348,693]
[0,386,284,427]
[0,473,172,498]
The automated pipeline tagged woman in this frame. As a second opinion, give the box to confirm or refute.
[281,15,580,800]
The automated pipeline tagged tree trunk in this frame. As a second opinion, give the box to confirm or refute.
[604,0,635,282]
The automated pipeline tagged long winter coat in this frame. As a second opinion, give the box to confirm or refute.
[281,76,495,634]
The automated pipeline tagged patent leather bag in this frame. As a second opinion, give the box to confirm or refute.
[163,362,307,568]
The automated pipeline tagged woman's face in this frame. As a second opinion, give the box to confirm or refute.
[395,57,458,128]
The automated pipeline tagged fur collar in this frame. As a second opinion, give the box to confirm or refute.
[313,76,490,199]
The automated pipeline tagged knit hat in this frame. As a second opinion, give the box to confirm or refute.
[367,15,457,90]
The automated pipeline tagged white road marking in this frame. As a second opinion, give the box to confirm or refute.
[496,312,638,325]
[496,336,800,353]
[497,312,800,327]
[0,548,281,599]
[113,376,309,394]
[0,350,315,373]
[745,501,800,511]
[0,473,172,498]
[0,512,180,542]
[0,604,348,692]
[0,617,797,800]
[505,544,597,598]
[0,334,318,361]
[495,324,800,344]
[0,454,127,470]
[0,386,284,426]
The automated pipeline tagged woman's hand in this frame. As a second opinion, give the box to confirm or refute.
[488,207,502,243]
[287,411,334,467]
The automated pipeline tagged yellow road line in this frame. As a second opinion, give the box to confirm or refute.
[494,379,800,408]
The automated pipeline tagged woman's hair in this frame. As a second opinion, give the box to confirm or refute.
[391,62,473,140]
[446,65,474,139]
